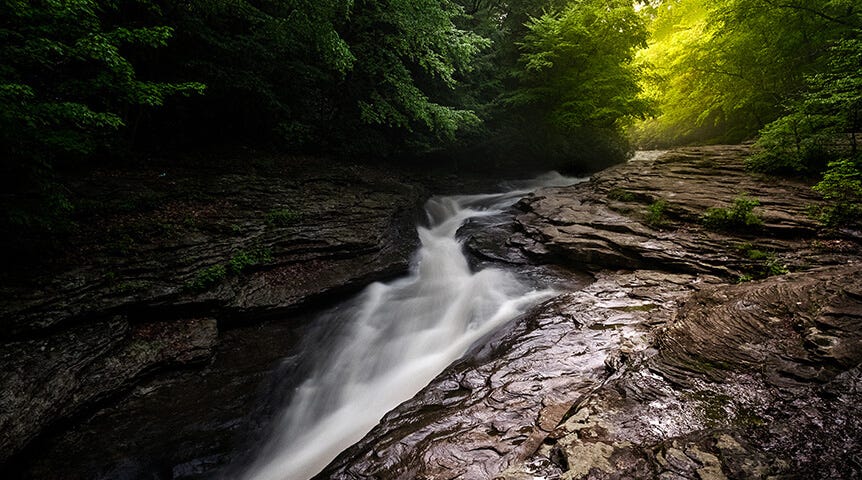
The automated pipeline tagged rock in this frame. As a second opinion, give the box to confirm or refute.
[318,270,704,479]
[1,165,423,338]
[502,263,862,480]
[0,316,218,465]
[0,160,424,466]
[513,146,856,278]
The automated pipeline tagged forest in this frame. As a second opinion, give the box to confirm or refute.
[2,0,859,237]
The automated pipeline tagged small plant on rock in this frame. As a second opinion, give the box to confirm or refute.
[646,199,669,227]
[186,264,227,292]
[608,187,636,202]
[266,208,301,226]
[228,248,273,274]
[734,242,789,280]
[702,194,763,231]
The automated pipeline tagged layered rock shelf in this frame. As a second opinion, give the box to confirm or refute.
[0,159,423,467]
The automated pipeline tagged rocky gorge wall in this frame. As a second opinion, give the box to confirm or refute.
[0,158,426,472]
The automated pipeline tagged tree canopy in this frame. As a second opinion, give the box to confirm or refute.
[634,0,861,149]
[4,0,861,230]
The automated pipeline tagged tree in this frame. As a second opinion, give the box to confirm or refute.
[333,0,489,154]
[0,0,203,228]
[634,0,847,147]
[503,0,651,168]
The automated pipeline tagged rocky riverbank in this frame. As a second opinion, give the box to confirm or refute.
[321,145,862,479]
[0,156,425,470]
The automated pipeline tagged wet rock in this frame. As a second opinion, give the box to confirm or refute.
[513,146,857,278]
[0,162,423,466]
[0,316,217,465]
[506,264,862,480]
[1,167,422,338]
[325,146,862,480]
[318,271,702,479]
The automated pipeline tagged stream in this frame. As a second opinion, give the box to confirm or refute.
[237,173,586,480]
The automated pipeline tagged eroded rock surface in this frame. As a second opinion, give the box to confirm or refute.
[501,264,862,480]
[320,271,713,479]
[509,146,850,277]
[0,160,423,466]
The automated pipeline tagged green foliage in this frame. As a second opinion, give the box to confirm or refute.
[266,208,301,226]
[186,246,272,291]
[0,0,205,157]
[634,0,859,147]
[512,0,651,132]
[0,0,203,230]
[227,247,272,274]
[734,242,789,280]
[750,35,862,175]
[186,264,227,291]
[811,158,862,227]
[608,188,637,202]
[148,0,354,148]
[747,113,838,174]
[702,194,763,231]
[348,0,489,142]
[447,0,651,170]
[646,199,669,227]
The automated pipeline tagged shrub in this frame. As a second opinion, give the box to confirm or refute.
[608,187,636,202]
[746,113,837,175]
[702,194,763,231]
[811,159,862,227]
[266,208,301,226]
[228,248,273,274]
[734,242,789,280]
[186,264,226,292]
[646,199,668,227]
[186,247,272,292]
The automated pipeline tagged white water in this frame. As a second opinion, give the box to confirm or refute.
[240,172,586,480]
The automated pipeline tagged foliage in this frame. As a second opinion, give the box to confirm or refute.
[186,246,272,291]
[509,0,651,153]
[149,0,488,152]
[646,199,668,227]
[734,242,789,281]
[811,158,862,227]
[513,0,651,130]
[634,0,858,147]
[228,247,273,274]
[746,113,838,175]
[186,264,227,291]
[608,188,637,202]
[346,0,489,145]
[266,208,301,226]
[140,0,354,149]
[750,35,862,175]
[0,0,204,229]
[702,194,763,231]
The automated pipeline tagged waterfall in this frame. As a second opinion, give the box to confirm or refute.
[239,172,585,480]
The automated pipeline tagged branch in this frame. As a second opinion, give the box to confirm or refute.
[760,0,859,28]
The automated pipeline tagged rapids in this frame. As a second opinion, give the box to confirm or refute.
[239,172,585,480]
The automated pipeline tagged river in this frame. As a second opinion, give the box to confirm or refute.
[237,172,586,480]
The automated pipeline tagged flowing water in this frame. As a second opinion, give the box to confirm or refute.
[239,172,586,480]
